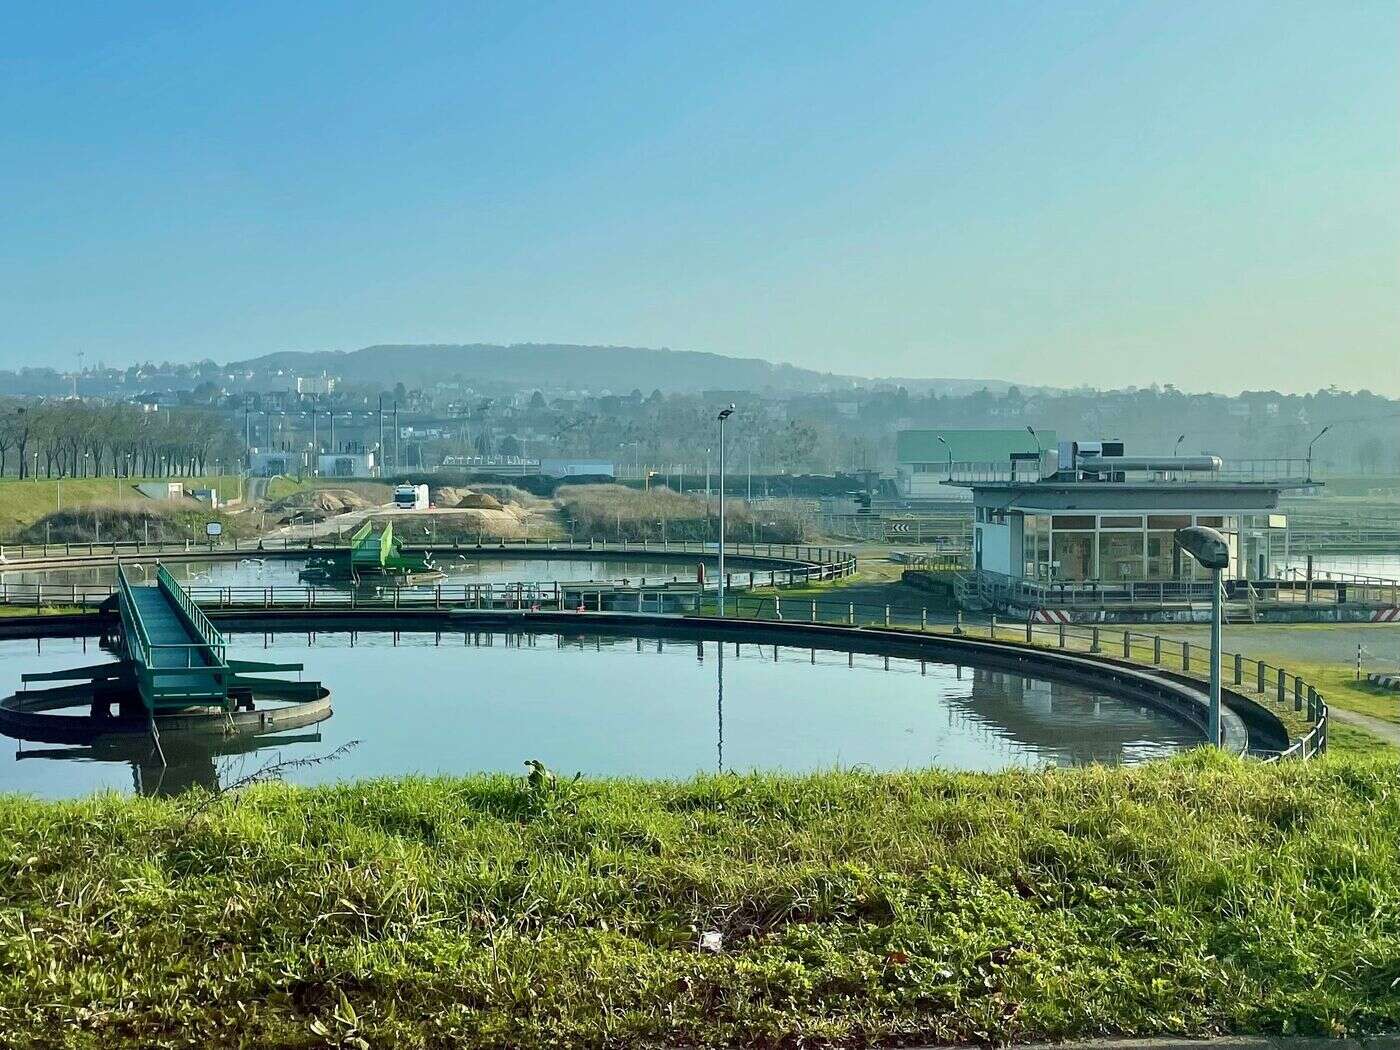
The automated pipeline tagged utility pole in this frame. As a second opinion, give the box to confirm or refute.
[310,407,318,476]
[393,402,400,473]
[377,395,384,478]
[717,405,735,616]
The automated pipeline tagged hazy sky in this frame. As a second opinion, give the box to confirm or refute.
[2,2,1396,392]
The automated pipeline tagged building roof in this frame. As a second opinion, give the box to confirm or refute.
[896,428,1054,463]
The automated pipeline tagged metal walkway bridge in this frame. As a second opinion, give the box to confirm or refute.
[19,563,313,764]
[113,563,231,711]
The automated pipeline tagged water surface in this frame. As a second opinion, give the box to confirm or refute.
[0,630,1200,798]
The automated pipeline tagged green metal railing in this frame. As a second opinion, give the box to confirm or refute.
[114,562,229,708]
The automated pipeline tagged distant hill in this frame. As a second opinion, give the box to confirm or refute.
[228,343,857,394]
[226,343,1034,395]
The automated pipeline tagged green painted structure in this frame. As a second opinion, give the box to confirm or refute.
[20,563,313,720]
[300,520,438,583]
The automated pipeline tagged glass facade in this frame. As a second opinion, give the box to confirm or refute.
[1019,511,1254,582]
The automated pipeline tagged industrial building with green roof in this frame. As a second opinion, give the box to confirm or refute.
[896,428,1054,496]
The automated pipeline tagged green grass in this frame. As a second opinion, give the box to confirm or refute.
[1,753,1398,1048]
[0,475,244,542]
[1249,658,1400,727]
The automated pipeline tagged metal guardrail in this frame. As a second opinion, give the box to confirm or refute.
[0,536,857,570]
[0,575,1327,759]
[0,543,857,613]
[1277,567,1400,607]
[959,567,1400,611]
[155,564,228,661]
[113,564,230,707]
[708,595,1326,761]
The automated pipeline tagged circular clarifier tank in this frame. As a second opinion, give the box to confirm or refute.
[0,626,1203,799]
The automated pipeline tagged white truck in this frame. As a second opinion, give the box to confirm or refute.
[393,483,430,510]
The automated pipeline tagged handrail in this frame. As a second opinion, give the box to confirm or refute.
[700,596,1326,761]
[2,572,1326,758]
[155,564,228,663]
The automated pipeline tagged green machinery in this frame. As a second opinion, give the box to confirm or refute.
[18,564,322,763]
[300,519,438,583]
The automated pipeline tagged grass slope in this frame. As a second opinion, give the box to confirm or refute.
[1,753,1398,1048]
[0,475,243,543]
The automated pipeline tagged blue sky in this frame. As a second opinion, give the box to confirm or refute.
[2,1,1396,392]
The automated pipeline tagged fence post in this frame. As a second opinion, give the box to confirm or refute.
[1059,622,1066,648]
[921,608,927,630]
[1090,626,1101,654]
[954,610,963,635]
[1294,677,1303,711]
[1182,642,1190,672]
[1234,653,1242,686]
[884,605,890,627]
[810,600,817,623]
[1122,630,1131,659]
[990,614,998,639]
[1153,635,1162,664]
[1278,668,1286,705]
[1025,618,1033,643]
[1257,661,1266,694]
[774,595,782,621]
[848,602,854,625]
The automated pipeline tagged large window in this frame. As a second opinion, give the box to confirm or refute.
[1099,530,1145,580]
[1053,530,1096,581]
[1015,509,1251,582]
[1022,514,1050,578]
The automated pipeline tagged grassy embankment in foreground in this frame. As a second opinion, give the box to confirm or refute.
[1,752,1397,1048]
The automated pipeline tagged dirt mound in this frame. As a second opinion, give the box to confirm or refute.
[430,486,466,507]
[269,488,371,515]
[455,492,503,510]
[472,484,548,509]
[429,486,507,512]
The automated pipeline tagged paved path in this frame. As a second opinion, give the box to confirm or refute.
[1327,705,1400,746]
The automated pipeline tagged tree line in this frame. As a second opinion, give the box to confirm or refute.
[0,401,242,480]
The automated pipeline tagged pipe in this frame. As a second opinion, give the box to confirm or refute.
[1076,455,1222,473]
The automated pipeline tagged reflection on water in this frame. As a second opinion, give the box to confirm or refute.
[14,729,329,798]
[0,556,705,592]
[0,631,1201,799]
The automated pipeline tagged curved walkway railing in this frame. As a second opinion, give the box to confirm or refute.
[707,595,1326,761]
[0,542,857,612]
[0,537,855,574]
[0,555,1322,761]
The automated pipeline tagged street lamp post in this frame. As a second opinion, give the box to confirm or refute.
[1306,425,1331,482]
[716,405,735,616]
[1175,526,1231,747]
[936,435,952,480]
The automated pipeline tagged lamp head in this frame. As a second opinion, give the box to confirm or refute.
[717,404,735,421]
[1174,525,1230,571]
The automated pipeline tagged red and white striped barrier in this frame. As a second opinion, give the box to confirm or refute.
[1031,609,1073,624]
[1370,608,1400,623]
